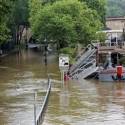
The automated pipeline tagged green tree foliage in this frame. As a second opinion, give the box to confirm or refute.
[107,0,125,17]
[29,0,102,48]
[39,0,106,24]
[0,22,10,44]
[96,32,106,43]
[0,0,14,15]
[29,0,43,23]
[80,0,106,24]
[12,0,29,25]
[0,0,29,44]
[10,0,29,44]
[0,0,14,44]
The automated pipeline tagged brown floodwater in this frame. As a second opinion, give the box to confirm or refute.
[0,49,125,125]
[0,49,60,125]
[43,78,125,125]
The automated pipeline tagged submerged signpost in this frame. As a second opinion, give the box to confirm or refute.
[59,54,69,84]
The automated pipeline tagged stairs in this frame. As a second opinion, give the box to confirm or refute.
[77,59,99,79]
[70,44,98,79]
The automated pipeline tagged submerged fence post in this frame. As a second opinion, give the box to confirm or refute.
[36,75,51,125]
[34,91,37,125]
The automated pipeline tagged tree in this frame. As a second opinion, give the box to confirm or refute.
[29,0,42,15]
[36,0,106,24]
[0,0,29,45]
[12,0,29,25]
[0,0,14,44]
[80,0,106,24]
[10,0,29,44]
[29,0,102,48]
[0,0,31,55]
[96,32,106,43]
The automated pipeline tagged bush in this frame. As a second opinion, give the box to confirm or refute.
[60,47,76,64]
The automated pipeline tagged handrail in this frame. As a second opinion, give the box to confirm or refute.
[79,60,97,79]
[70,48,96,74]
[75,44,92,60]
[72,59,98,79]
[70,46,92,72]
[81,59,96,70]
[76,46,92,64]
[71,59,96,77]
[36,76,51,125]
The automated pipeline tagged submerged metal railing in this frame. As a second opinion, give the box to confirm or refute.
[71,59,98,79]
[70,45,96,74]
[36,76,51,125]
[70,48,97,77]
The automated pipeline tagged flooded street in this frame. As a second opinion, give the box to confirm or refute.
[43,80,125,125]
[0,50,125,125]
[0,50,60,125]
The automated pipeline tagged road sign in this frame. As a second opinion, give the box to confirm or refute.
[59,54,69,72]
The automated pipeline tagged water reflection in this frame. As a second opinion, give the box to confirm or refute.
[43,79,125,125]
[96,82,125,107]
[60,82,70,111]
[1,49,125,125]
[0,49,59,125]
[113,83,125,98]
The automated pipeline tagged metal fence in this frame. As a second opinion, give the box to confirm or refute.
[36,76,51,125]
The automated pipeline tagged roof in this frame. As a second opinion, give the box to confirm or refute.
[97,30,123,33]
[106,17,125,21]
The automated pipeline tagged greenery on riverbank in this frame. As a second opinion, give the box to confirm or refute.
[0,0,106,58]
[60,47,77,64]
[2,0,125,51]
[0,0,29,45]
[29,0,105,50]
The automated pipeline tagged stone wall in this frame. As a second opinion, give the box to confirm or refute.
[106,17,125,30]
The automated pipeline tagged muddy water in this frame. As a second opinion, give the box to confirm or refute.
[0,50,60,125]
[43,80,125,125]
[0,50,125,125]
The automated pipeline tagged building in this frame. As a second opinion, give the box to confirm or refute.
[106,17,125,30]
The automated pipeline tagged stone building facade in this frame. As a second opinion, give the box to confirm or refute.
[106,17,125,30]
